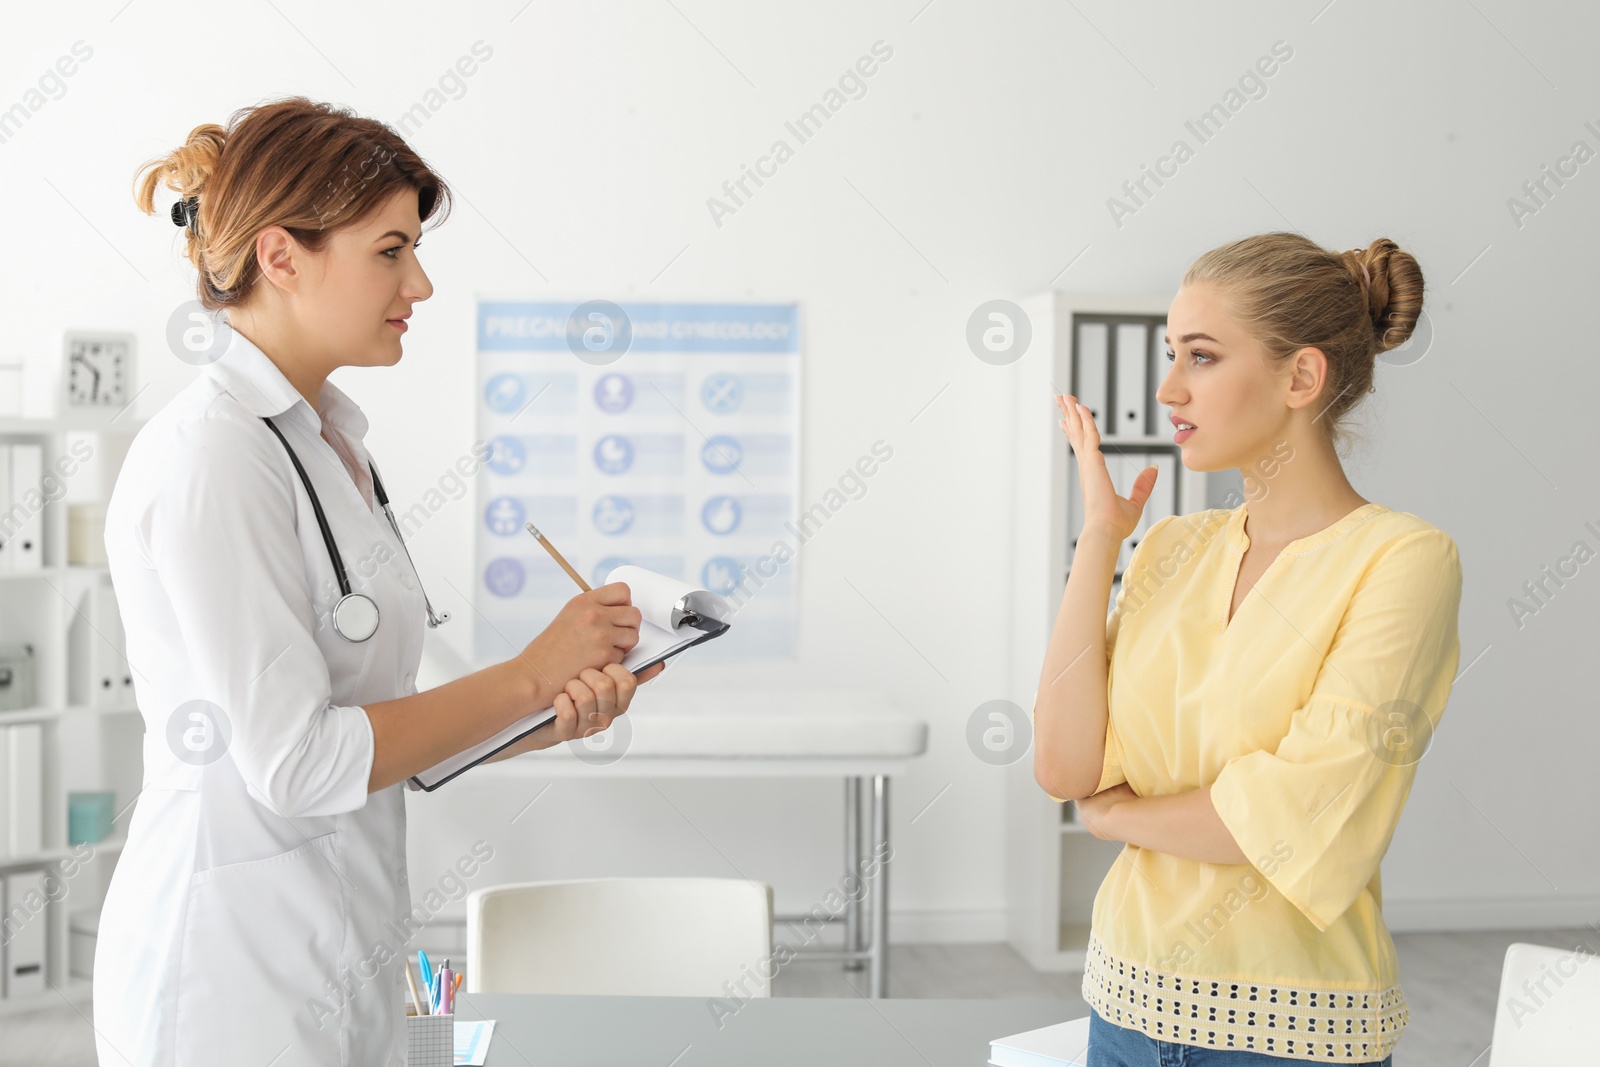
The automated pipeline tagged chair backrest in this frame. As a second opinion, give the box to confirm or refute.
[465,877,775,997]
[1488,941,1600,1067]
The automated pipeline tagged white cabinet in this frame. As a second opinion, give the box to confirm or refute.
[1004,293,1209,971]
[0,415,144,1014]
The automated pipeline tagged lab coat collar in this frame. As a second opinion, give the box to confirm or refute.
[205,325,370,442]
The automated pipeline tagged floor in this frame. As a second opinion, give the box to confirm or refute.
[2,927,1585,1065]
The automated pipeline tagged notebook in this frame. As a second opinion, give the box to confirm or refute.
[407,565,731,791]
[989,1014,1090,1067]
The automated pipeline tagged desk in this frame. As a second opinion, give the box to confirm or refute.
[460,993,1080,1066]
[462,688,928,998]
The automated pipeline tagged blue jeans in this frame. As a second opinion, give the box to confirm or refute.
[1087,1010,1393,1066]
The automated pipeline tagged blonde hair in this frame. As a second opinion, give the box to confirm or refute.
[1182,232,1424,455]
[133,96,452,310]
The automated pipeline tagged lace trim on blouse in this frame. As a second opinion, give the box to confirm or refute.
[1082,935,1407,1062]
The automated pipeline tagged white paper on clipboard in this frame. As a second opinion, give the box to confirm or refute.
[407,567,731,790]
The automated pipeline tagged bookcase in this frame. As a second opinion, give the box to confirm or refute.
[0,415,145,1014]
[1004,293,1214,971]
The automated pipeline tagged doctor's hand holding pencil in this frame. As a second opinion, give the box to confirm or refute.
[479,524,666,762]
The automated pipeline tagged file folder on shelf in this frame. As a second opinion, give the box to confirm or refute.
[3,868,49,998]
[68,578,130,708]
[5,723,43,858]
[1113,322,1148,437]
[7,444,44,571]
[1071,321,1109,427]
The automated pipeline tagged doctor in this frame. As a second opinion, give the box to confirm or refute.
[94,96,662,1066]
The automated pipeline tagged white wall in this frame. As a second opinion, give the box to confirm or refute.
[5,0,1596,945]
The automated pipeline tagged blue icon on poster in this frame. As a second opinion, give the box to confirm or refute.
[594,435,634,475]
[485,373,525,413]
[701,374,743,413]
[702,435,743,474]
[702,556,744,596]
[702,496,742,535]
[484,558,525,597]
[486,435,526,476]
[594,374,633,413]
[594,496,635,535]
[484,496,525,537]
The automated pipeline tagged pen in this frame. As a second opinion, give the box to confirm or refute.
[441,958,453,1015]
[526,522,591,592]
[419,951,434,1012]
[442,964,454,1015]
[405,957,427,1016]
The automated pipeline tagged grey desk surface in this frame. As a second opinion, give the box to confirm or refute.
[456,993,1079,1066]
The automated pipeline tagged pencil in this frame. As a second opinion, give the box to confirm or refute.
[525,521,592,592]
[405,958,427,1016]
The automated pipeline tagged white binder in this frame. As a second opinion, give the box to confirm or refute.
[1114,323,1148,437]
[95,580,129,708]
[0,729,8,861]
[3,868,48,997]
[6,723,42,858]
[1072,321,1109,426]
[106,583,135,705]
[0,444,10,574]
[69,579,129,708]
[7,443,43,571]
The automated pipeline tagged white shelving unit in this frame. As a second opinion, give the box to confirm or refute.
[1004,292,1211,971]
[0,415,145,1015]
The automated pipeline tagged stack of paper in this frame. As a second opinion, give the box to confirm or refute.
[989,1014,1090,1067]
[454,1019,494,1065]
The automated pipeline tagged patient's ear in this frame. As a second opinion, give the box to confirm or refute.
[1284,345,1331,413]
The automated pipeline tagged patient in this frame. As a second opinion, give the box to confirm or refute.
[1033,231,1462,1066]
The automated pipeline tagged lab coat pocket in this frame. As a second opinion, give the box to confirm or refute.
[174,831,348,1066]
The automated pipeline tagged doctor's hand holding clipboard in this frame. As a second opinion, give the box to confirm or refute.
[361,577,665,792]
[457,581,668,767]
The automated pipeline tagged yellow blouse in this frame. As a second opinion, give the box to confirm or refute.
[1079,502,1462,1062]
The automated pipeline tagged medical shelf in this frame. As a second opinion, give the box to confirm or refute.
[0,415,144,1014]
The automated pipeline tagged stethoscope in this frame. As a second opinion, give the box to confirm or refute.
[260,416,450,642]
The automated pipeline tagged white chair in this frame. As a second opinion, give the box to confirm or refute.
[1487,941,1600,1066]
[464,877,775,997]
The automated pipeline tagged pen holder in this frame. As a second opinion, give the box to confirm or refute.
[406,1013,452,1066]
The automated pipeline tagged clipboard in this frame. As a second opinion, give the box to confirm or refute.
[407,567,731,791]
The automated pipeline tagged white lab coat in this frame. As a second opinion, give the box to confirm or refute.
[95,329,427,1066]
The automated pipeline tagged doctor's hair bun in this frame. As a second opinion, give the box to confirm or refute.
[132,96,452,311]
[1182,231,1425,455]
[135,122,226,211]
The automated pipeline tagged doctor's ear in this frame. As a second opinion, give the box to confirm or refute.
[253,225,305,294]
